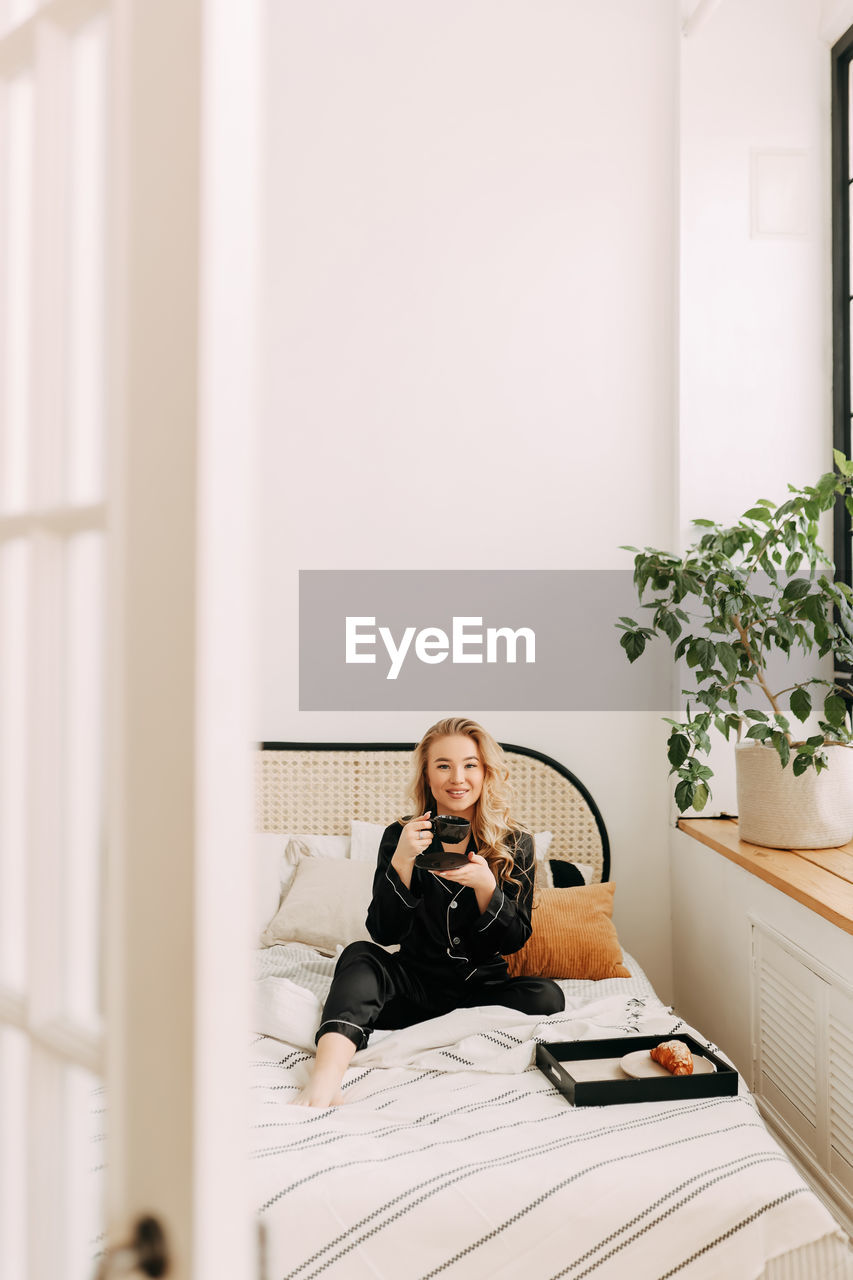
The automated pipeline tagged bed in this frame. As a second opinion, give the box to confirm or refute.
[251,741,853,1280]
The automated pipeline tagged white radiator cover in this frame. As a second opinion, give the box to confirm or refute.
[752,920,853,1223]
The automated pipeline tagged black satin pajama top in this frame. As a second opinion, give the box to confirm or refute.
[365,823,535,985]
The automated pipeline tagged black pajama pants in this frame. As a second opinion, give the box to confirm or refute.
[316,940,565,1051]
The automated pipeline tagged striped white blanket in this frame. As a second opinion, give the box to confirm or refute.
[251,944,852,1280]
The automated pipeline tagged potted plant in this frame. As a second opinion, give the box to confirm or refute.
[618,451,853,848]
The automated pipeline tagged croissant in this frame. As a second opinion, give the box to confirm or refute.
[650,1040,693,1076]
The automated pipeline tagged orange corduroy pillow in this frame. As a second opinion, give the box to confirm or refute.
[504,881,630,980]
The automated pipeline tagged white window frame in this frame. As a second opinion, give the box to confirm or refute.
[0,1,262,1276]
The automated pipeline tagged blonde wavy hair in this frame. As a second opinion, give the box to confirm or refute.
[405,717,529,890]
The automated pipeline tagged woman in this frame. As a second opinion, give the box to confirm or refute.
[295,717,565,1107]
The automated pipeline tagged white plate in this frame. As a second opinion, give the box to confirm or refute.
[620,1047,716,1079]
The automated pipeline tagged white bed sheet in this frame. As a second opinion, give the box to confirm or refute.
[252,943,853,1280]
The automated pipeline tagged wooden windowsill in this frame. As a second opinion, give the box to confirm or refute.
[677,819,853,937]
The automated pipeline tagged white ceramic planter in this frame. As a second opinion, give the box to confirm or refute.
[735,741,853,849]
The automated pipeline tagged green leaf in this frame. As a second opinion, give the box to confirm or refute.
[790,686,812,722]
[781,522,798,552]
[620,632,646,663]
[845,495,853,521]
[692,783,709,811]
[673,635,691,662]
[775,617,796,644]
[743,507,774,523]
[716,642,739,680]
[816,470,839,500]
[745,724,770,741]
[658,610,682,642]
[800,595,826,628]
[667,734,691,768]
[793,754,811,777]
[785,552,803,575]
[674,779,695,812]
[824,693,848,728]
[782,578,811,600]
[691,518,716,527]
[773,734,791,769]
[743,709,769,722]
[833,449,853,476]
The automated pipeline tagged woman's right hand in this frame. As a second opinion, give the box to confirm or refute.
[395,812,432,863]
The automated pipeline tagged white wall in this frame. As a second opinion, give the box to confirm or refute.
[679,0,840,815]
[258,0,680,997]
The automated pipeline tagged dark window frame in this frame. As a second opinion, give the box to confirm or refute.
[832,27,853,590]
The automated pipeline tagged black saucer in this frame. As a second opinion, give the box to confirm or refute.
[415,848,471,871]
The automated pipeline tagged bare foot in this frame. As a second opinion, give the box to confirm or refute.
[291,1064,346,1107]
[291,1085,344,1108]
[289,1029,358,1107]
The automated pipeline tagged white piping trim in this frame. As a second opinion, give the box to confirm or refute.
[445,888,465,955]
[385,867,416,906]
[317,1019,367,1042]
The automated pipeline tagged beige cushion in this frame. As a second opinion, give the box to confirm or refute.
[504,882,630,980]
[260,856,375,954]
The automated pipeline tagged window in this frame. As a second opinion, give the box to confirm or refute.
[832,27,853,589]
[0,4,110,1275]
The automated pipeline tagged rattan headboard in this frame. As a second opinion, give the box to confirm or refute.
[257,742,610,882]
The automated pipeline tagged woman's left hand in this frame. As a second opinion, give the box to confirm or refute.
[436,852,496,896]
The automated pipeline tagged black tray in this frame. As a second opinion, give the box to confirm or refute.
[536,1034,738,1107]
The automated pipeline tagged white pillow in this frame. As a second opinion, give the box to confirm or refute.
[279,832,351,895]
[260,856,375,954]
[533,831,554,861]
[254,833,290,934]
[349,819,391,862]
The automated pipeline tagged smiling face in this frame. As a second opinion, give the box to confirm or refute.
[425,734,485,822]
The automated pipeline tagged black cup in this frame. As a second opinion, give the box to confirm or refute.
[415,814,472,871]
[432,814,471,844]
